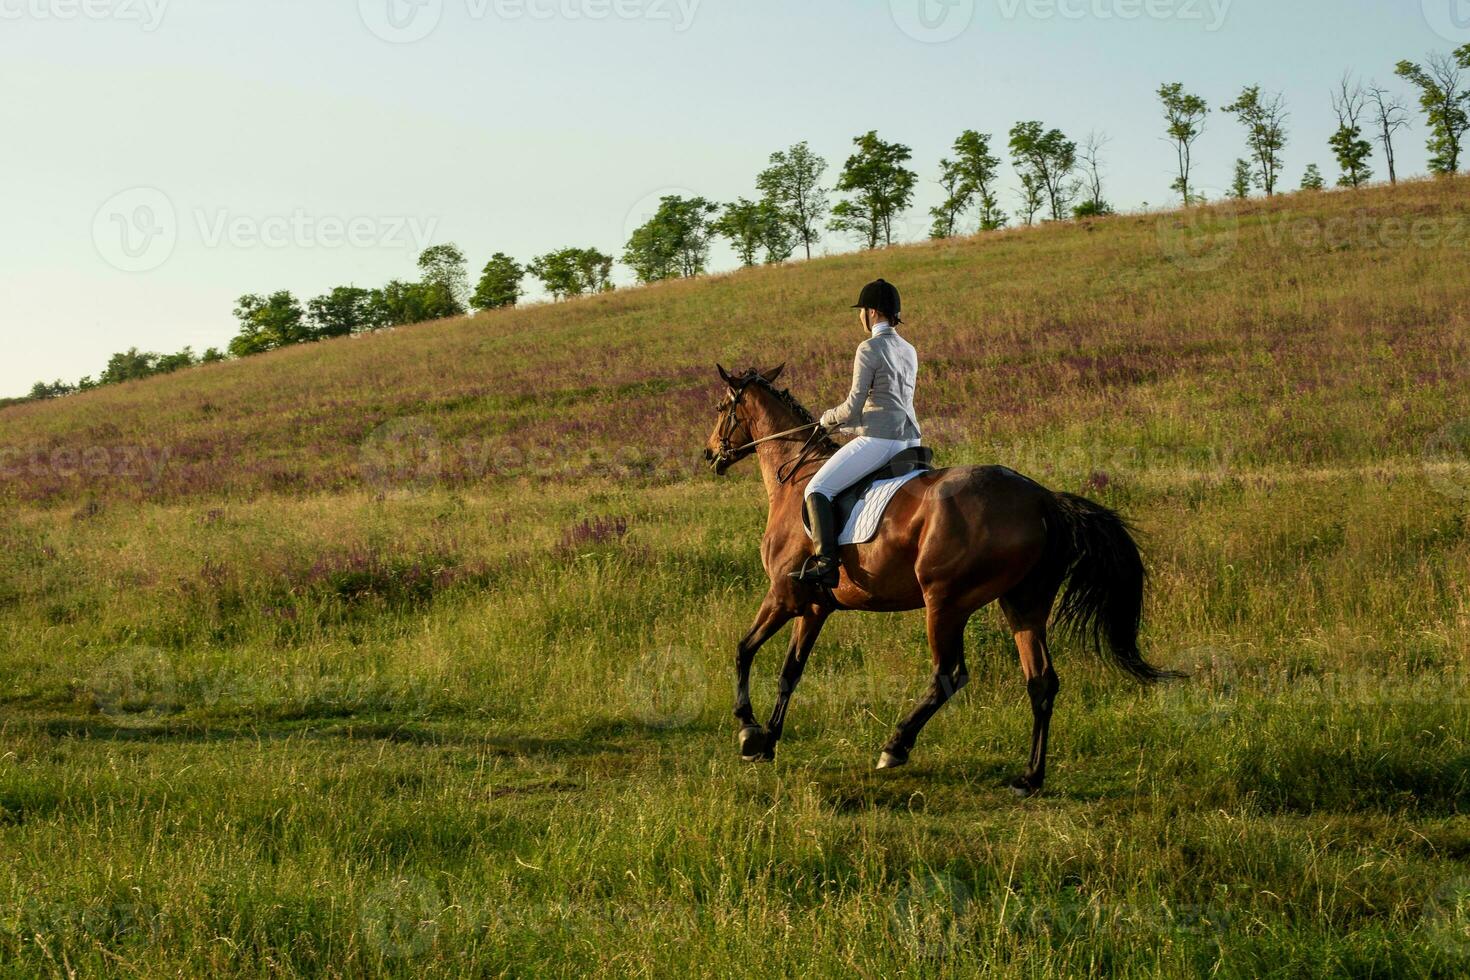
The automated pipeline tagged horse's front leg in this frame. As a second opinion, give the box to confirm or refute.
[757,608,831,760]
[735,591,794,758]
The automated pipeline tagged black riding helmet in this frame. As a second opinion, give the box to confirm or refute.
[852,278,901,324]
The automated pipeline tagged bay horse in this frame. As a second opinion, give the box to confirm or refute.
[703,365,1180,795]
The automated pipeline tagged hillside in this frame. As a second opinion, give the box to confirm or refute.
[5,177,1468,506]
[3,179,1470,977]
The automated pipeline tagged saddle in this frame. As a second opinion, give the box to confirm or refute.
[802,446,935,538]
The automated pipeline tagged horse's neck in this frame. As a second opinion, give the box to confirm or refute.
[748,400,824,506]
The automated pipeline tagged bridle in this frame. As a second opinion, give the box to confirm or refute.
[715,380,826,484]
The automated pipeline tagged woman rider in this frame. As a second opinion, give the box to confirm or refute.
[792,278,922,587]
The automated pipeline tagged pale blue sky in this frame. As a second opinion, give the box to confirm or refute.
[1,0,1464,397]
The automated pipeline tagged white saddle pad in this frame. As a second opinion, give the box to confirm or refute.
[806,470,927,547]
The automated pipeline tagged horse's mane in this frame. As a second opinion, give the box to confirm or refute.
[736,369,838,453]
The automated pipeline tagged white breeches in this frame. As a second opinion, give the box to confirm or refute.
[805,436,922,500]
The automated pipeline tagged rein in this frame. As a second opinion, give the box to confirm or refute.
[735,422,820,452]
[776,426,827,486]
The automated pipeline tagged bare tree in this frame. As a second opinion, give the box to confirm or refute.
[1076,131,1113,216]
[1329,73,1373,187]
[1366,83,1410,185]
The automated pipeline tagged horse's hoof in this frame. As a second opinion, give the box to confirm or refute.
[876,750,908,770]
[739,726,771,762]
[1009,776,1042,798]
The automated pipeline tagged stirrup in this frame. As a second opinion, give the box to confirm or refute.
[789,554,839,587]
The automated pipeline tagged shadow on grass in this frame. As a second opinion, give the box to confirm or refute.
[13,714,647,761]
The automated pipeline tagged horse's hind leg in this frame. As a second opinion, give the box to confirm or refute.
[1000,594,1060,797]
[877,603,971,770]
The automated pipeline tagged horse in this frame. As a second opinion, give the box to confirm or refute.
[702,364,1181,795]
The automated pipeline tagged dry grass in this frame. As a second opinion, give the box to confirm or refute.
[2,178,1470,977]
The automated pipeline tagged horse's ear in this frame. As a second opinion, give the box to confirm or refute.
[761,363,785,384]
[717,363,733,386]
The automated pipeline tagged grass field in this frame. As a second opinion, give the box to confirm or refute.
[3,178,1470,977]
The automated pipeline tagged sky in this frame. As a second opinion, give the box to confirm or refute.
[1,0,1465,398]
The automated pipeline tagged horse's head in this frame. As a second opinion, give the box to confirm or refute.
[704,363,784,475]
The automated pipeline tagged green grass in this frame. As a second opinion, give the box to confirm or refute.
[3,179,1470,976]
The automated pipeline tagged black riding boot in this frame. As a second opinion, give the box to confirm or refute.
[790,493,840,588]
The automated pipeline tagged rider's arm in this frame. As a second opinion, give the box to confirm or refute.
[820,341,876,431]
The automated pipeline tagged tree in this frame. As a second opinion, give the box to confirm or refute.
[153,348,197,375]
[622,195,720,284]
[1229,159,1254,199]
[471,253,524,310]
[1395,48,1469,175]
[929,156,972,239]
[1329,74,1374,188]
[528,247,614,300]
[1009,121,1078,221]
[528,250,583,300]
[828,131,918,249]
[98,348,160,385]
[1223,86,1289,196]
[1158,83,1209,205]
[1366,82,1411,184]
[365,280,439,328]
[715,198,793,267]
[756,142,829,260]
[953,130,1008,231]
[201,348,227,363]
[929,130,1005,238]
[229,291,308,357]
[572,248,614,295]
[1074,131,1113,217]
[1300,164,1326,191]
[1016,172,1045,226]
[28,379,74,400]
[307,286,374,338]
[415,244,468,318]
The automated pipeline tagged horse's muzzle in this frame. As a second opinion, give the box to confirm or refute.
[704,449,731,476]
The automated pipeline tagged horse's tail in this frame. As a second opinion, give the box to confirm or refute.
[1044,492,1184,683]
